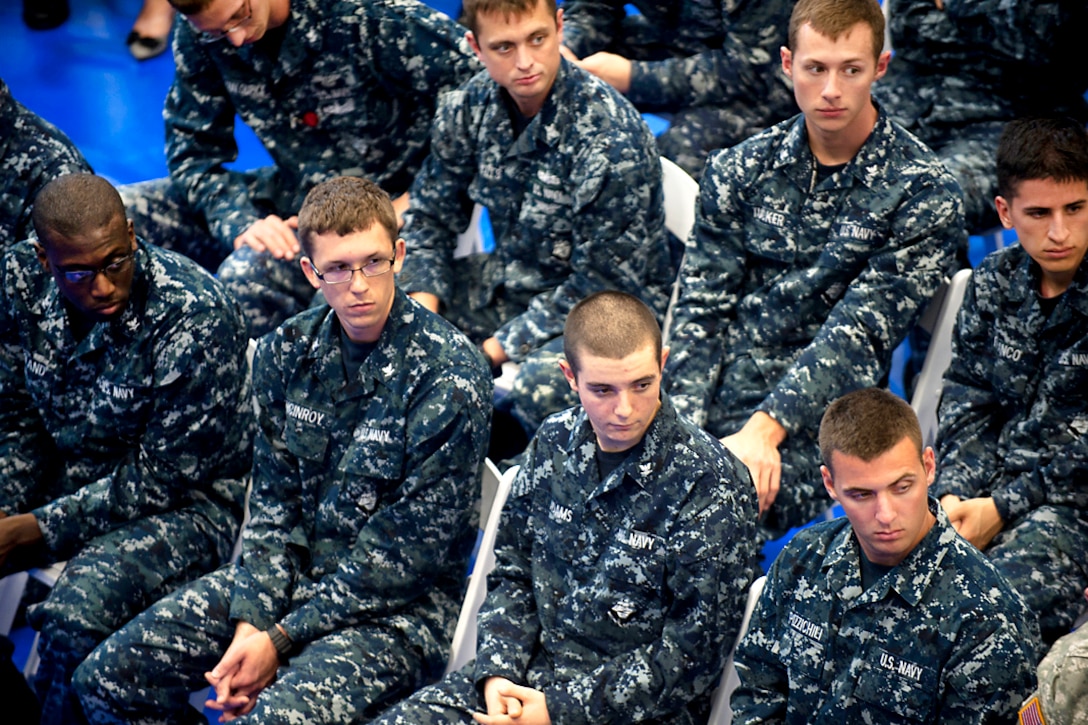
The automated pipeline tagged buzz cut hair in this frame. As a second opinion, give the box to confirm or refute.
[296,177,398,259]
[31,173,126,247]
[461,0,557,36]
[788,0,885,63]
[563,290,662,377]
[818,388,923,472]
[168,0,214,16]
[996,116,1088,200]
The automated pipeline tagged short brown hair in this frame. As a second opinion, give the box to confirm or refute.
[168,0,214,16]
[788,0,885,62]
[819,388,922,472]
[32,173,126,247]
[461,0,556,35]
[563,290,661,376]
[296,177,398,259]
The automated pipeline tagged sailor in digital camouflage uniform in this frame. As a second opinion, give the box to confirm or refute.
[934,117,1088,644]
[874,0,1088,233]
[401,0,675,440]
[666,0,962,538]
[75,176,492,725]
[0,75,92,248]
[0,174,252,724]
[559,0,796,179]
[369,290,758,725]
[732,388,1041,725]
[121,0,478,334]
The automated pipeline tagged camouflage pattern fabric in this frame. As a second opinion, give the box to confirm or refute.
[120,0,478,270]
[665,106,963,535]
[561,0,797,178]
[732,499,1042,724]
[399,59,676,433]
[0,77,92,248]
[0,239,253,723]
[75,289,493,724]
[874,0,1088,232]
[370,394,760,725]
[1022,622,1088,725]
[934,243,1088,642]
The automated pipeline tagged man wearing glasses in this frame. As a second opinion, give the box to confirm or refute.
[0,173,253,724]
[76,177,494,725]
[118,0,478,321]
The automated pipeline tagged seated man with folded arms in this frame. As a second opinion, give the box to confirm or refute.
[934,116,1088,644]
[75,176,493,725]
[559,0,797,178]
[666,0,962,539]
[400,0,676,444]
[0,173,253,724]
[368,290,759,725]
[732,387,1040,724]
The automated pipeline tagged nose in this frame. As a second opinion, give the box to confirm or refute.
[614,390,633,419]
[90,270,117,299]
[874,492,896,526]
[822,72,841,100]
[515,43,532,69]
[349,268,371,293]
[1050,212,1071,243]
[227,29,246,48]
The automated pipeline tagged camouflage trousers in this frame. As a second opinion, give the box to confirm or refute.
[216,247,316,340]
[74,566,436,725]
[365,667,489,725]
[921,121,1005,234]
[985,505,1088,644]
[27,501,236,725]
[1025,620,1088,725]
[119,168,287,273]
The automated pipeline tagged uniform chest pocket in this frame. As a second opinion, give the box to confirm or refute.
[853,649,937,723]
[777,620,826,684]
[283,401,334,462]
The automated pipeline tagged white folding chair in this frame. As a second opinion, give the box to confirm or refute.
[659,156,700,343]
[910,268,972,448]
[706,575,767,725]
[445,463,519,675]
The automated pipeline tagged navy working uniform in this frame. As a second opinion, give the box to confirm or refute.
[560,0,797,178]
[934,243,1088,643]
[666,105,962,535]
[369,394,759,725]
[75,289,493,724]
[0,240,252,723]
[0,76,92,247]
[400,58,675,433]
[122,0,477,279]
[875,0,1088,232]
[732,499,1041,724]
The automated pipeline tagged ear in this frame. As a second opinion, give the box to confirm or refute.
[874,49,891,81]
[922,446,936,487]
[300,257,322,291]
[558,358,578,392]
[466,30,483,61]
[127,218,137,250]
[391,238,407,274]
[821,464,838,502]
[555,6,563,43]
[994,195,1015,230]
[780,46,793,79]
[659,346,669,371]
[34,241,49,271]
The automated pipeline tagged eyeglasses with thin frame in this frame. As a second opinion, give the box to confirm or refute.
[191,0,253,43]
[57,253,136,285]
[307,258,396,284]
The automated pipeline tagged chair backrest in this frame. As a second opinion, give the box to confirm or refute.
[706,575,768,725]
[444,463,519,675]
[659,156,700,342]
[910,268,972,448]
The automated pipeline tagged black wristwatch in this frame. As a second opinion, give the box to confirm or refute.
[266,624,294,661]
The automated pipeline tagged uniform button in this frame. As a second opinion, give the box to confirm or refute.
[519,344,531,355]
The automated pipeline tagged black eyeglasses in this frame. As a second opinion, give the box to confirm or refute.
[308,259,396,284]
[58,253,135,285]
[191,0,253,43]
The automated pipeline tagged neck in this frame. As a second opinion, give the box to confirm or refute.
[806,100,877,166]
